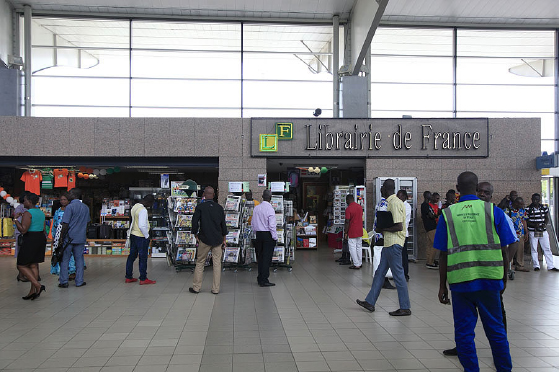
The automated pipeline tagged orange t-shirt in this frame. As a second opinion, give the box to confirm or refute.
[67,171,76,191]
[20,170,42,195]
[53,169,68,188]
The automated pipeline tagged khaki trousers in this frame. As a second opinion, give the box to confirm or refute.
[192,241,223,293]
[508,236,525,268]
[425,229,438,265]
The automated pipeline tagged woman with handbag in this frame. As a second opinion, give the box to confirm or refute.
[50,194,78,278]
[14,193,46,300]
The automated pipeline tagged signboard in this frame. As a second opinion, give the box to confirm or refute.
[251,118,489,158]
[228,182,243,193]
[270,182,285,193]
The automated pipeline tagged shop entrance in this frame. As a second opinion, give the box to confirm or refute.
[266,158,366,249]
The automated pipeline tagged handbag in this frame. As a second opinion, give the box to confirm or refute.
[51,224,72,266]
[17,233,24,247]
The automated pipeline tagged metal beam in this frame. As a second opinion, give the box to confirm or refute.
[23,5,31,116]
[350,0,388,76]
[333,15,340,118]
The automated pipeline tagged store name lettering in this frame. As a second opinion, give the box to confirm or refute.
[304,124,482,151]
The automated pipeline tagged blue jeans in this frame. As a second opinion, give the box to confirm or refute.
[126,235,149,281]
[60,243,85,286]
[452,290,512,372]
[365,244,410,309]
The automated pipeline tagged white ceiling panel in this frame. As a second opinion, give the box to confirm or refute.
[7,0,559,26]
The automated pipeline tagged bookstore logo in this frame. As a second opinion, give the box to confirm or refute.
[259,122,293,152]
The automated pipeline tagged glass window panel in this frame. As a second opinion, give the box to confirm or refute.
[243,81,332,110]
[371,110,453,118]
[33,49,129,77]
[456,85,554,112]
[457,30,554,58]
[370,83,453,111]
[132,50,240,79]
[131,79,240,108]
[370,56,453,84]
[541,140,554,154]
[32,18,129,48]
[32,106,128,117]
[131,108,240,118]
[244,24,333,53]
[244,109,332,118]
[32,76,129,106]
[371,27,453,56]
[457,57,554,85]
[244,52,332,81]
[132,21,240,51]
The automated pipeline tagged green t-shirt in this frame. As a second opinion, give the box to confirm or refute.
[28,208,45,232]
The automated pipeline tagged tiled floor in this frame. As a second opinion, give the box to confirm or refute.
[1,248,559,372]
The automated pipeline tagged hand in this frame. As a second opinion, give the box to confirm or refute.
[501,280,507,294]
[374,226,382,234]
[438,286,450,305]
[524,234,529,242]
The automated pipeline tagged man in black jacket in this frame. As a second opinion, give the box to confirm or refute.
[189,186,228,294]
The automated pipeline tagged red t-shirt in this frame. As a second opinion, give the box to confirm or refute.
[429,203,439,222]
[20,170,42,195]
[345,202,364,238]
[53,169,68,188]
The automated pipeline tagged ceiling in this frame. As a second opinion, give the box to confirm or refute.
[7,0,559,26]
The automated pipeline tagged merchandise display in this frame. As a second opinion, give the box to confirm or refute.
[168,191,200,271]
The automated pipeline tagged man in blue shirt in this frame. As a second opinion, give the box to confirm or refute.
[435,172,516,372]
[57,188,90,288]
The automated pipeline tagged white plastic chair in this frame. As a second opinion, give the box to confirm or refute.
[361,231,374,264]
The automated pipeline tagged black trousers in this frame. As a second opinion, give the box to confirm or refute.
[401,237,409,278]
[254,231,275,284]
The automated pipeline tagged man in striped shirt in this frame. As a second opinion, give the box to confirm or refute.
[526,193,558,272]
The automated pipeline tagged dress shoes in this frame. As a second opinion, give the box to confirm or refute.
[259,282,275,287]
[356,299,375,312]
[189,287,199,293]
[76,282,87,287]
[383,278,396,289]
[389,308,412,316]
[549,268,559,272]
[443,347,458,356]
[58,283,69,288]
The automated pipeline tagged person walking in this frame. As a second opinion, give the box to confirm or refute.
[356,179,411,316]
[57,188,90,288]
[526,193,558,272]
[189,186,227,294]
[344,194,363,270]
[125,194,156,285]
[252,189,277,287]
[435,172,515,372]
[14,193,46,300]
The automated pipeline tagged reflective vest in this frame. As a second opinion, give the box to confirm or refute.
[442,199,503,285]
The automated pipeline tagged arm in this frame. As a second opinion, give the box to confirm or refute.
[268,209,277,241]
[138,208,150,239]
[522,219,529,242]
[501,245,508,293]
[344,219,350,238]
[191,207,201,243]
[221,209,228,247]
[14,211,32,234]
[438,251,450,304]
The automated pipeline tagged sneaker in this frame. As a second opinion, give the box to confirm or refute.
[125,278,138,283]
[140,279,156,285]
[534,267,541,271]
[426,263,438,270]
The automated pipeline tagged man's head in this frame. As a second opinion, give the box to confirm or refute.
[346,194,354,204]
[203,186,215,201]
[381,179,395,198]
[477,182,493,202]
[512,197,524,209]
[510,190,518,201]
[532,193,541,205]
[142,194,155,208]
[423,190,432,202]
[396,189,408,202]
[245,191,253,201]
[68,188,82,201]
[431,192,440,204]
[446,189,456,204]
[262,189,272,202]
[456,172,478,196]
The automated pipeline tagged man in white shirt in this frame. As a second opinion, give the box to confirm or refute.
[125,194,156,285]
[397,190,412,282]
[252,190,277,287]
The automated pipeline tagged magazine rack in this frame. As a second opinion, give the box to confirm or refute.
[167,195,200,272]
[222,195,254,272]
[270,193,294,272]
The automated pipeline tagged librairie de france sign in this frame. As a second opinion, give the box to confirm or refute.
[251,118,489,158]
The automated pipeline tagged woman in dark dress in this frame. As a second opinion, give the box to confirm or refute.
[14,193,46,300]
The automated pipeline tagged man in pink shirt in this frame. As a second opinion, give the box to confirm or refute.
[252,189,277,287]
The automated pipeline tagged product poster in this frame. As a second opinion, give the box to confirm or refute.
[258,174,266,187]
[242,182,250,192]
[160,174,170,188]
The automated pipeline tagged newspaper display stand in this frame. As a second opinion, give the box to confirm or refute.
[222,195,254,272]
[270,183,294,272]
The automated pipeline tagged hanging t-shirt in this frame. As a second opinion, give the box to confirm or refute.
[67,171,76,191]
[53,169,69,188]
[42,174,54,190]
[20,170,42,195]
